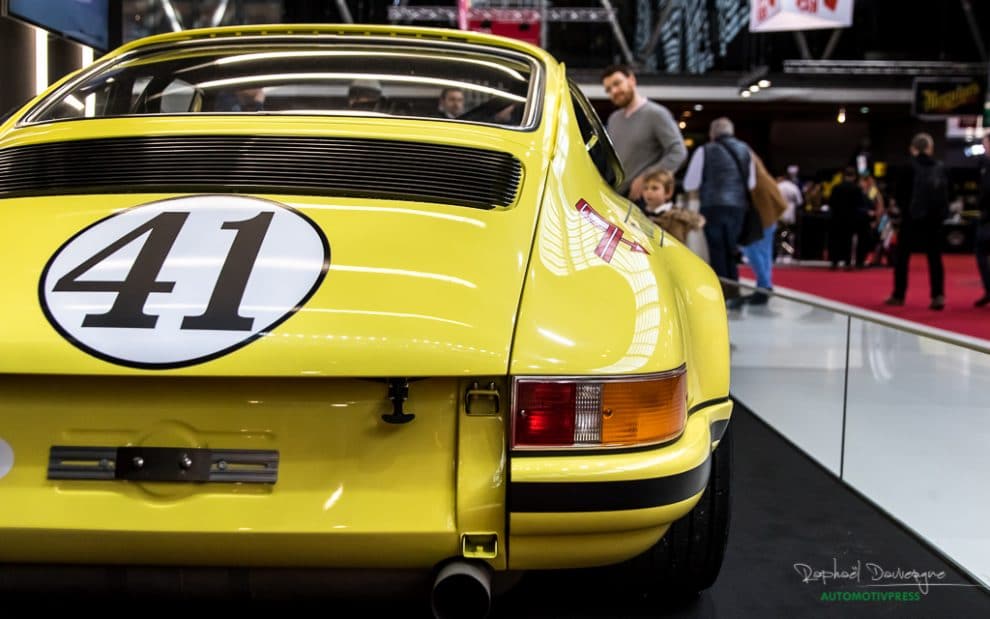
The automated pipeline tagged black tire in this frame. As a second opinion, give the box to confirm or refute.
[622,422,733,597]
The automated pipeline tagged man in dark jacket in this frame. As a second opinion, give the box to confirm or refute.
[975,131,990,307]
[683,117,756,308]
[884,133,949,310]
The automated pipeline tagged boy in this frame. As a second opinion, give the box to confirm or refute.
[642,169,705,244]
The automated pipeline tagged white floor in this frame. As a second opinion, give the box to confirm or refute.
[727,289,990,589]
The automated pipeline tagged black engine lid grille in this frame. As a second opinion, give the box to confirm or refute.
[0,135,523,209]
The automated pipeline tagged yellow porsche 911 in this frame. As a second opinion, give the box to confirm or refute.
[0,24,732,618]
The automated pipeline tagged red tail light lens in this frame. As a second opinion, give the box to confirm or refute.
[514,382,575,446]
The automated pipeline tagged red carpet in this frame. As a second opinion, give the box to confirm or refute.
[741,254,990,342]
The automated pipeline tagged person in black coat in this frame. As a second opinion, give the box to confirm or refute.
[827,166,870,269]
[974,131,990,307]
[884,133,949,310]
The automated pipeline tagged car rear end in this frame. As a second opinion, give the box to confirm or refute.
[0,28,551,607]
[0,24,732,615]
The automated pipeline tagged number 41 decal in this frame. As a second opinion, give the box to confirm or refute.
[41,196,330,369]
[54,211,273,331]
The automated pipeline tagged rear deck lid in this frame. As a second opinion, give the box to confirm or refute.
[0,183,540,376]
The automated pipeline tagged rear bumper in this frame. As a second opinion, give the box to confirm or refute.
[507,397,732,569]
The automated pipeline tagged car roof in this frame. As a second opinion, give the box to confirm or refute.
[107,23,558,68]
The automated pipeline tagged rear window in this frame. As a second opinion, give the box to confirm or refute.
[23,39,539,129]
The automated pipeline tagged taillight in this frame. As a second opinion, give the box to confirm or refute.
[514,382,576,446]
[511,368,687,450]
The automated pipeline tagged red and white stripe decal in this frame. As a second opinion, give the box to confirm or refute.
[575,199,649,263]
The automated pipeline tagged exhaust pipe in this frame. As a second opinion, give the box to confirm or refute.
[431,560,493,619]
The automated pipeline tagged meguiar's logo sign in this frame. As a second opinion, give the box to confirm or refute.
[913,78,985,118]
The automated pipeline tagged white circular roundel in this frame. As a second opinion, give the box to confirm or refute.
[41,195,329,368]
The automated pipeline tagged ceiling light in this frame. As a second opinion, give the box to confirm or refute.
[678,121,686,129]
[749,84,760,92]
[740,90,751,98]
[837,107,846,123]
[694,104,703,111]
[758,79,771,88]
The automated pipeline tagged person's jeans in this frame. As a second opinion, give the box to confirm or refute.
[742,222,776,290]
[701,205,745,298]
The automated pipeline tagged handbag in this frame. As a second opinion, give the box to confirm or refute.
[751,152,788,225]
[713,140,763,245]
[738,201,764,246]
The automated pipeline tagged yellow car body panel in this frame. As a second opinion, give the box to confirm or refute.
[510,84,728,397]
[0,375,460,566]
[0,23,731,586]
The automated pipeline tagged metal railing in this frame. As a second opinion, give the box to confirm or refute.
[724,278,990,355]
[783,59,988,76]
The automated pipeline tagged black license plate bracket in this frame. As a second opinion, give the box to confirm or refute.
[116,446,212,482]
[48,445,279,484]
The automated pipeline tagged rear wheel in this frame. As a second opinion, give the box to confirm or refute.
[621,422,733,597]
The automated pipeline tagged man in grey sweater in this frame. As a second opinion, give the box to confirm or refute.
[601,65,687,201]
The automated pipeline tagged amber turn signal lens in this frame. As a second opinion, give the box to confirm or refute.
[601,372,686,446]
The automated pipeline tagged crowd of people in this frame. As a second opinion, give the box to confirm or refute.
[599,65,990,312]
